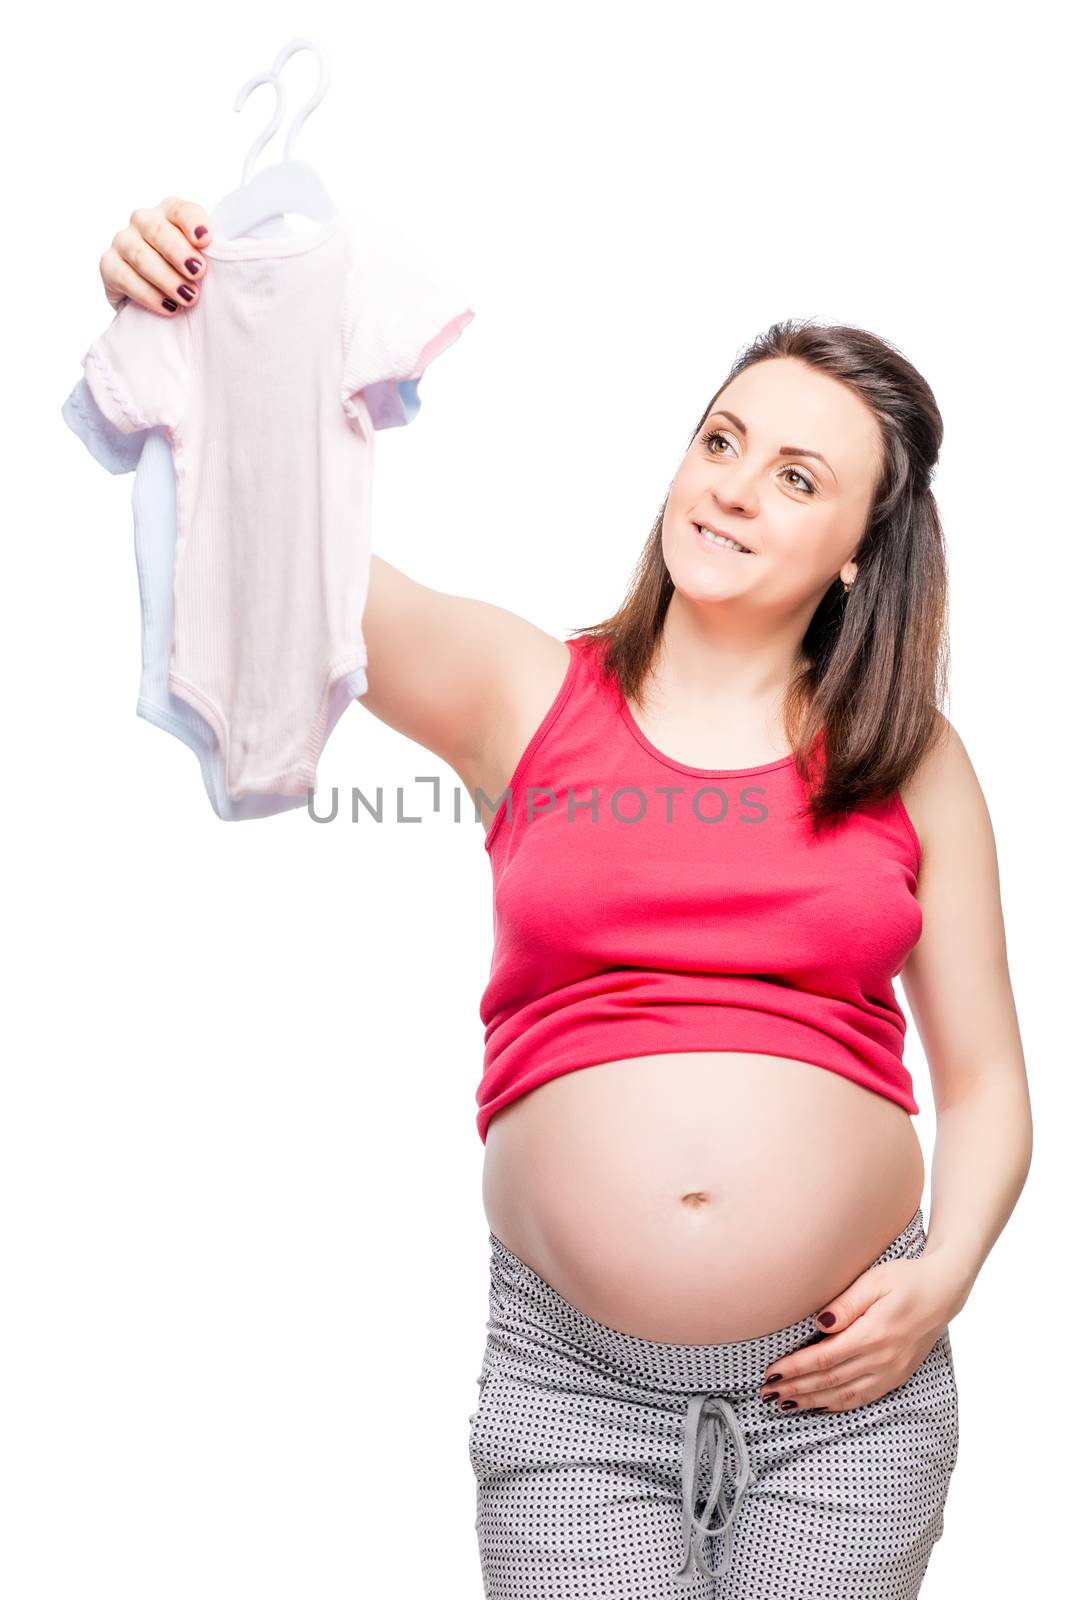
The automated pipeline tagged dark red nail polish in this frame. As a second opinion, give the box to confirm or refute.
[162,297,179,312]
[185,258,201,274]
[762,1391,779,1402]
[817,1312,836,1328]
[781,1400,797,1410]
[194,226,208,239]
[766,1373,783,1384]
[177,284,195,302]
[811,1406,829,1413]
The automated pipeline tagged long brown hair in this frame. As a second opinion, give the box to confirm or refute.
[574,318,951,832]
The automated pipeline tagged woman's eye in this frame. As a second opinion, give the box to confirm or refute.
[701,429,816,495]
[702,429,732,456]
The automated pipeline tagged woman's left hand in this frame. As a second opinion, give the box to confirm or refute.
[758,1256,958,1414]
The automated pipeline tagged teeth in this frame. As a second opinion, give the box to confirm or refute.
[696,524,751,554]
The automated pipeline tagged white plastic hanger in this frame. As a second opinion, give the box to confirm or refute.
[209,36,338,242]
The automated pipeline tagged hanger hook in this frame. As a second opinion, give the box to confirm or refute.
[231,36,330,184]
[232,71,286,187]
[269,36,331,160]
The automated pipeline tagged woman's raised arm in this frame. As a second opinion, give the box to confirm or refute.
[358,555,568,800]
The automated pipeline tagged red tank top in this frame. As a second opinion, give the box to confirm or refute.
[476,631,923,1144]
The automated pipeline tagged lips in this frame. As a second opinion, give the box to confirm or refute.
[692,522,755,554]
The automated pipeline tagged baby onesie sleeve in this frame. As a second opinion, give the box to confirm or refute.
[61,376,145,474]
[341,226,474,432]
[81,300,190,436]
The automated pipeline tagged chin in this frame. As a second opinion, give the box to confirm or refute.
[672,575,746,605]
[672,551,750,591]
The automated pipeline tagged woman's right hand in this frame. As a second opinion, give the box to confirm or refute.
[99,196,214,317]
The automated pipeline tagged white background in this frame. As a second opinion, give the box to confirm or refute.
[4,1,1062,1594]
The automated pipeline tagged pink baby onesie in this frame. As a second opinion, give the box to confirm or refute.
[81,212,474,800]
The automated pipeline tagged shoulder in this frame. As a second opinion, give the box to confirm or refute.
[465,622,576,815]
[496,622,577,751]
[898,713,993,863]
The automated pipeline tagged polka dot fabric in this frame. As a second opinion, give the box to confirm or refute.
[467,1205,959,1598]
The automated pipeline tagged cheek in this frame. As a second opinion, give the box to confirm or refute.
[764,511,841,572]
[665,474,691,514]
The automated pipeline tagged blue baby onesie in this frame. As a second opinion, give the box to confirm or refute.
[62,379,318,819]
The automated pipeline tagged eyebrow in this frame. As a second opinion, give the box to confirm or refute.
[709,409,839,485]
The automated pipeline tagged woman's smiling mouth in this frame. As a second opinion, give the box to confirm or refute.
[692,522,755,554]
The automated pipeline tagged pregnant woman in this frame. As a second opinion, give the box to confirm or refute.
[95,199,1032,1599]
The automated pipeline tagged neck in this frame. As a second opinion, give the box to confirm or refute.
[653,593,807,716]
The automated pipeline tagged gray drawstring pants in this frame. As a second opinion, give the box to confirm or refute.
[468,1205,959,1598]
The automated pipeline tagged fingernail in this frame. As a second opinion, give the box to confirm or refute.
[177,284,195,302]
[766,1373,783,1384]
[761,1391,779,1403]
[185,258,201,275]
[817,1312,836,1328]
[811,1406,828,1413]
[162,297,179,312]
[194,226,208,239]
[781,1400,798,1410]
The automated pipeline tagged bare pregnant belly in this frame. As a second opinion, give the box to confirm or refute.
[481,1052,925,1343]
